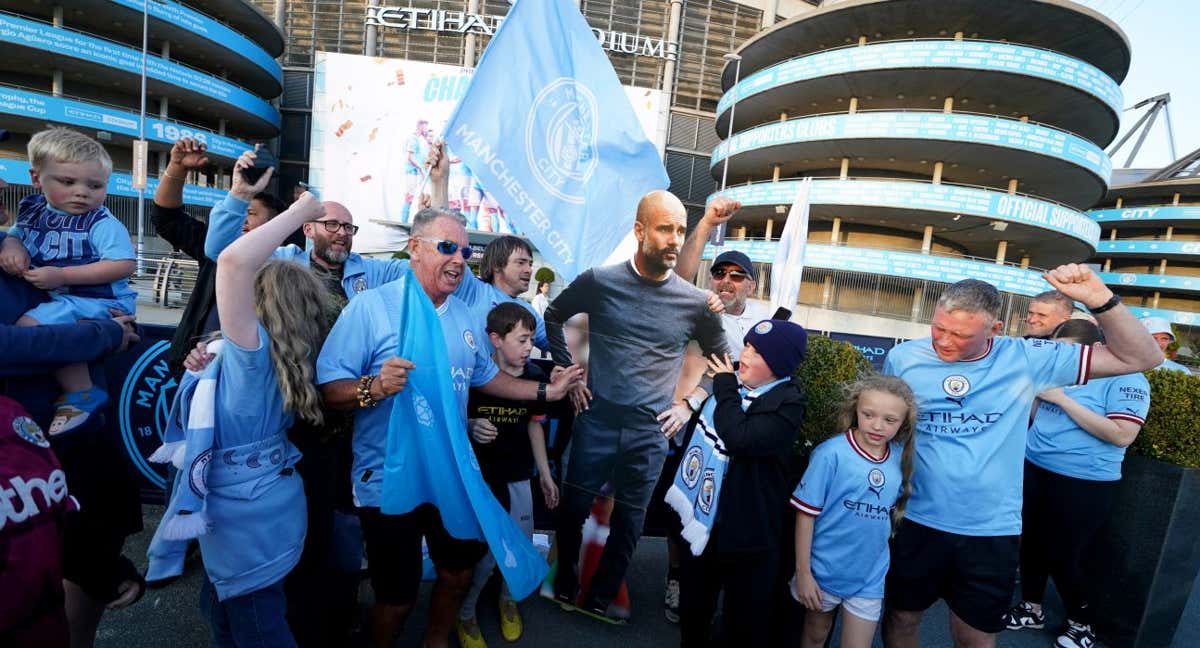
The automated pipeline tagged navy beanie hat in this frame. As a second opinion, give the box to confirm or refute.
[744,319,808,378]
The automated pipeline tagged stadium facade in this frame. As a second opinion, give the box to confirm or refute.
[701,0,1130,340]
[0,0,285,244]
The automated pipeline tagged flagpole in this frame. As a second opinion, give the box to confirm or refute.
[714,52,741,247]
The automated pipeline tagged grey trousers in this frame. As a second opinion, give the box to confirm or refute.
[554,412,668,604]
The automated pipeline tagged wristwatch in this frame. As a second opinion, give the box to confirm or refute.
[536,381,548,403]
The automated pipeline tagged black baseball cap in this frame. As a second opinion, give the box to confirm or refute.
[711,249,757,282]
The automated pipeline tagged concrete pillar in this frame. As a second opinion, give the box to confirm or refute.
[52,69,63,96]
[661,0,684,96]
[954,31,964,40]
[839,158,849,179]
[831,217,841,243]
[52,5,63,26]
[772,164,781,182]
[911,285,925,320]
[1153,292,1161,308]
[765,218,774,240]
[921,225,933,253]
[995,240,1008,264]
[1166,226,1174,240]
[1116,197,1124,208]
[848,97,858,114]
[1159,259,1168,274]
[736,226,747,240]
[162,40,170,60]
[1109,229,1117,241]
[159,97,168,119]
[761,0,779,28]
[1173,192,1181,206]
[943,97,954,113]
[1007,178,1019,194]
[1020,256,1030,268]
[821,276,833,308]
[1103,259,1112,272]
[932,162,944,184]
[463,0,480,65]
[780,111,788,121]
[274,0,286,31]
[1019,115,1030,123]
[858,36,867,46]
[218,119,227,136]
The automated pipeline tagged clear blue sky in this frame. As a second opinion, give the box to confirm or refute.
[1081,0,1200,169]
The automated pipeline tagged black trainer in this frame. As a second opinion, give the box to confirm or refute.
[1003,601,1046,630]
[1056,620,1096,648]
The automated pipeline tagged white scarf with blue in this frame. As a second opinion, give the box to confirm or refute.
[378,272,548,600]
[665,377,789,556]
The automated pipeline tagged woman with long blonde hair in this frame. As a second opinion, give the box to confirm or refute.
[791,373,918,648]
[147,192,331,648]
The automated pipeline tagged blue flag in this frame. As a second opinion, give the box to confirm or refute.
[444,0,669,281]
[379,272,548,599]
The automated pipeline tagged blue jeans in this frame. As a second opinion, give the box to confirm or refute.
[200,578,297,648]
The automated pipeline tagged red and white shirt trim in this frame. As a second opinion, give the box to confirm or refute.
[1107,412,1146,425]
[845,429,890,464]
[790,495,822,517]
[1076,344,1093,386]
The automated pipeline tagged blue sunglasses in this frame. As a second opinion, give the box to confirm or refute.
[415,236,473,260]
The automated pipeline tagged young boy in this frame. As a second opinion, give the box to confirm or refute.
[0,127,136,434]
[456,302,559,648]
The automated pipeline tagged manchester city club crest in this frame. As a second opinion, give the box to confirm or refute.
[463,329,477,351]
[683,446,703,489]
[414,393,435,428]
[698,469,716,514]
[13,416,50,448]
[868,468,886,497]
[754,321,773,334]
[353,277,368,293]
[942,374,971,397]
[525,77,599,204]
[117,340,176,490]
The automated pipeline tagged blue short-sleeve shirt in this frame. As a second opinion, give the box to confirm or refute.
[791,431,902,599]
[214,323,294,448]
[882,336,1090,536]
[1026,372,1150,481]
[316,280,499,507]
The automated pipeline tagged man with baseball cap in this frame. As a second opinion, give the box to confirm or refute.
[1141,317,1190,373]
[707,250,771,362]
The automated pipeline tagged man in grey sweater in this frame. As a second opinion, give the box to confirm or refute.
[545,190,736,623]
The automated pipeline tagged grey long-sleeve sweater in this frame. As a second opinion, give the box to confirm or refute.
[544,261,730,426]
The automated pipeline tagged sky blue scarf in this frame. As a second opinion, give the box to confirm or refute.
[379,272,548,600]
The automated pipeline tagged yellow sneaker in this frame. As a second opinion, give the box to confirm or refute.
[499,598,523,642]
[455,616,488,648]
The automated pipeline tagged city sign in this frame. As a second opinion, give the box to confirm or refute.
[366,6,676,60]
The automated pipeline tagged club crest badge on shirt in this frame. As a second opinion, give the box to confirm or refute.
[13,416,50,448]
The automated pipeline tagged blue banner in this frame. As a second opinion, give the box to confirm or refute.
[1090,206,1200,223]
[1096,240,1200,257]
[710,179,1100,246]
[828,332,895,369]
[0,86,250,160]
[0,159,226,207]
[1097,271,1200,294]
[444,0,669,281]
[719,40,1123,119]
[713,112,1111,184]
[1122,305,1199,328]
[0,13,279,128]
[703,241,1054,296]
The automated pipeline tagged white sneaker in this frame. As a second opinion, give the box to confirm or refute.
[1056,620,1096,648]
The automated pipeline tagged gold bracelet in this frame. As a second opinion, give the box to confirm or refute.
[162,170,186,181]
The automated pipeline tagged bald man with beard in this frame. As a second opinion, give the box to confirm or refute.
[543,190,735,623]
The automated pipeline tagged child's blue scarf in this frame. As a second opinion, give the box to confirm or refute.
[665,378,788,556]
[378,271,548,600]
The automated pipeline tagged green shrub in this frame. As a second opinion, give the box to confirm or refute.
[1129,369,1200,468]
[792,335,873,458]
[534,267,556,284]
[392,250,410,260]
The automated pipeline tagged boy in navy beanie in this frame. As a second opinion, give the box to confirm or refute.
[675,319,807,647]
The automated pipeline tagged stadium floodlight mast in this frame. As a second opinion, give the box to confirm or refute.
[714,51,742,246]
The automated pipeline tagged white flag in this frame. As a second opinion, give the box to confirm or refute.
[770,178,812,315]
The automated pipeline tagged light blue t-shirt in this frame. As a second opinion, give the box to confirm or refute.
[202,194,407,299]
[316,280,500,507]
[1157,358,1190,374]
[11,194,136,305]
[214,323,294,448]
[1026,373,1150,481]
[791,431,902,599]
[882,336,1090,536]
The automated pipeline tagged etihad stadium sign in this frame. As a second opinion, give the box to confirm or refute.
[366,6,677,60]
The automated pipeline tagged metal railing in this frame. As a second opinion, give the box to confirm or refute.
[133,250,200,308]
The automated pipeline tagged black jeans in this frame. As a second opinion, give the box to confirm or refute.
[678,542,778,648]
[1019,460,1118,624]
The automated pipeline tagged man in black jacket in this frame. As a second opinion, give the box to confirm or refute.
[150,138,290,376]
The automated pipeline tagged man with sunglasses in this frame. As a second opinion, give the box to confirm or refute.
[706,250,769,362]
